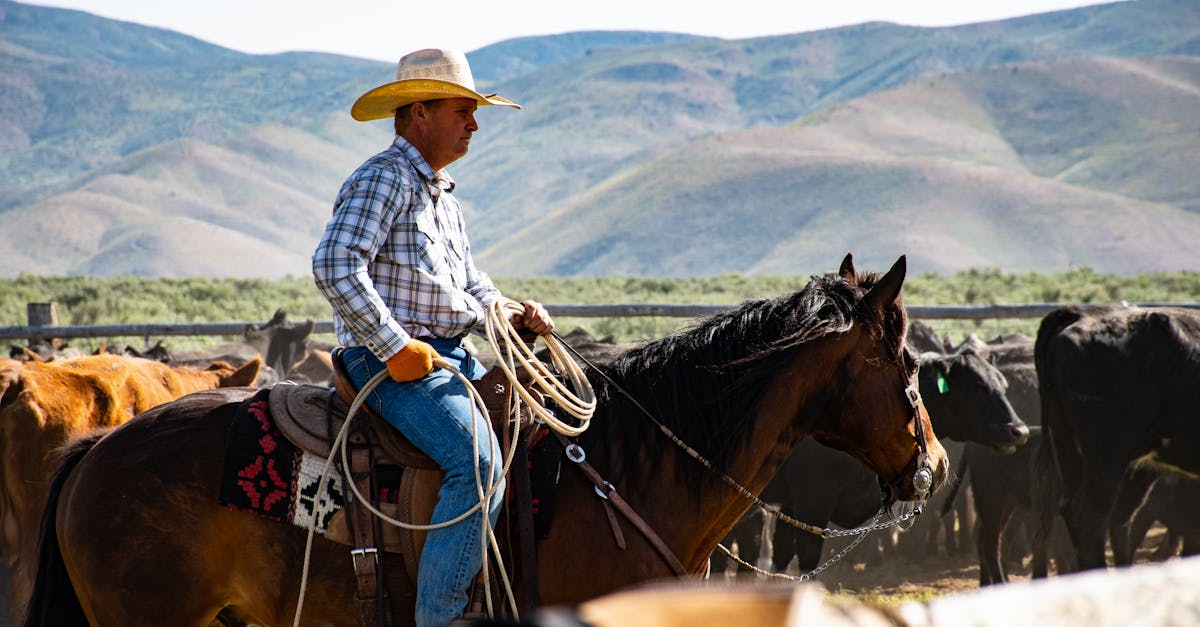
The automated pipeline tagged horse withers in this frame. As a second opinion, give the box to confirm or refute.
[23,253,947,627]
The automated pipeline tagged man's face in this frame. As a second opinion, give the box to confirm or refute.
[417,98,479,169]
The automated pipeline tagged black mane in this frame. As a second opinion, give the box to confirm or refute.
[577,270,900,491]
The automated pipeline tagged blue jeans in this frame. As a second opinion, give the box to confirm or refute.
[342,340,504,627]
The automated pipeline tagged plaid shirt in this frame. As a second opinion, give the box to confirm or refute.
[312,137,501,361]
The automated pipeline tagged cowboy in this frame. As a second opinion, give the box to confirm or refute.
[312,48,554,627]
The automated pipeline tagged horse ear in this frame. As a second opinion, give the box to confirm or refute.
[838,253,856,282]
[862,255,907,316]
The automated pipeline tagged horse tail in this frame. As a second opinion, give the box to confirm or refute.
[21,429,110,627]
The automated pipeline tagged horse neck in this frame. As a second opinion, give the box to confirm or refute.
[589,336,842,572]
[693,341,846,563]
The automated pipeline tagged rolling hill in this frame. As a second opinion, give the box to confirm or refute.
[475,55,1200,276]
[1,0,1197,277]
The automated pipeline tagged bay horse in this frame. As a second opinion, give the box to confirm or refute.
[23,254,947,626]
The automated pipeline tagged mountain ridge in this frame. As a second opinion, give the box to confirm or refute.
[1,0,1197,277]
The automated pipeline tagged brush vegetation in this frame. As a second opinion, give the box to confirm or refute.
[3,270,1198,352]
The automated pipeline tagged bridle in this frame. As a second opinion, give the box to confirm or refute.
[554,328,936,551]
[903,381,936,495]
[714,346,938,582]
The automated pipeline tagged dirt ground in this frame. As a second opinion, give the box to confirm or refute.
[718,520,1175,605]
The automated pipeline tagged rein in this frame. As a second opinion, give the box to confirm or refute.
[554,327,936,579]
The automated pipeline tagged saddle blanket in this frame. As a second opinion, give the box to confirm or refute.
[218,388,562,539]
[217,388,399,534]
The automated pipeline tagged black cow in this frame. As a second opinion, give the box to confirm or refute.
[907,320,945,353]
[959,427,1076,584]
[977,332,1039,425]
[768,441,889,573]
[968,330,1188,583]
[1109,462,1200,565]
[1034,305,1200,573]
[1127,471,1200,561]
[938,331,1059,584]
[892,347,1031,560]
[918,349,1029,450]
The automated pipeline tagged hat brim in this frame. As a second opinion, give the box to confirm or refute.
[350,78,521,121]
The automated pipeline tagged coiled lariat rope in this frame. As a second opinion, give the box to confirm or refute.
[483,299,596,436]
[293,297,596,626]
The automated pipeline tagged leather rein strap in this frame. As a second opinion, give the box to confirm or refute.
[552,432,690,577]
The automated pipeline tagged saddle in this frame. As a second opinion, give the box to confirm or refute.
[267,348,543,599]
[271,350,531,467]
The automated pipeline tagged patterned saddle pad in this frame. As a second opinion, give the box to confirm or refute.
[217,387,564,557]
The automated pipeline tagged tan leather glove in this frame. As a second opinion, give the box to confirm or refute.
[385,339,439,382]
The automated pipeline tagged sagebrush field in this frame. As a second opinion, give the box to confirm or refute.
[3,268,1199,351]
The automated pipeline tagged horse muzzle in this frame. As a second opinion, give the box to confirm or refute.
[879,450,948,503]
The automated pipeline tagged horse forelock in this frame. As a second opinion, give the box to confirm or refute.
[586,272,882,491]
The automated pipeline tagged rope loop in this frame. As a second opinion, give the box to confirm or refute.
[483,297,596,436]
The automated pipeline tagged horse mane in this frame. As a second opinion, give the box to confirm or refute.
[580,269,902,491]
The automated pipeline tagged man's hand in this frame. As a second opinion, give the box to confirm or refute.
[385,339,440,382]
[511,299,555,337]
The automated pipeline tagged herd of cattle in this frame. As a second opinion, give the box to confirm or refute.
[1,304,1198,624]
[712,305,1199,589]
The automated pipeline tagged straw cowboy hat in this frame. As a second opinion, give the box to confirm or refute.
[350,48,521,121]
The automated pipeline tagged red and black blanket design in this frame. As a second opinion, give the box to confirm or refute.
[218,388,398,533]
[219,388,564,538]
[218,388,304,522]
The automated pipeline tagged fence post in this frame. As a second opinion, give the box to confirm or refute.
[26,302,60,347]
[26,302,59,327]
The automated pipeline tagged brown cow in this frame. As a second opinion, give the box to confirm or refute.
[0,354,261,623]
[284,348,333,385]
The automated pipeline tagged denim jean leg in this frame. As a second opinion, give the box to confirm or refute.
[342,344,504,627]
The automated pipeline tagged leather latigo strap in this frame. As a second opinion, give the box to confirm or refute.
[552,432,688,577]
[345,438,389,626]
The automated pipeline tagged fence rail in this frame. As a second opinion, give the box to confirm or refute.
[2,302,1199,341]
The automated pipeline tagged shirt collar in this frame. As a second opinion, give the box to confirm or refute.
[392,136,456,193]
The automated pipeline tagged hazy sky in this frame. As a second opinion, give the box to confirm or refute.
[29,0,1120,62]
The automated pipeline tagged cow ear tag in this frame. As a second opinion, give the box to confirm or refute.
[936,372,949,394]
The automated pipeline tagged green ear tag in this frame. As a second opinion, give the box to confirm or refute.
[937,372,949,394]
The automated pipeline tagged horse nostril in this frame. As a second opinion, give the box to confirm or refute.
[1011,423,1030,444]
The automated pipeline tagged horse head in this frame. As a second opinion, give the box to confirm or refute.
[799,253,948,502]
